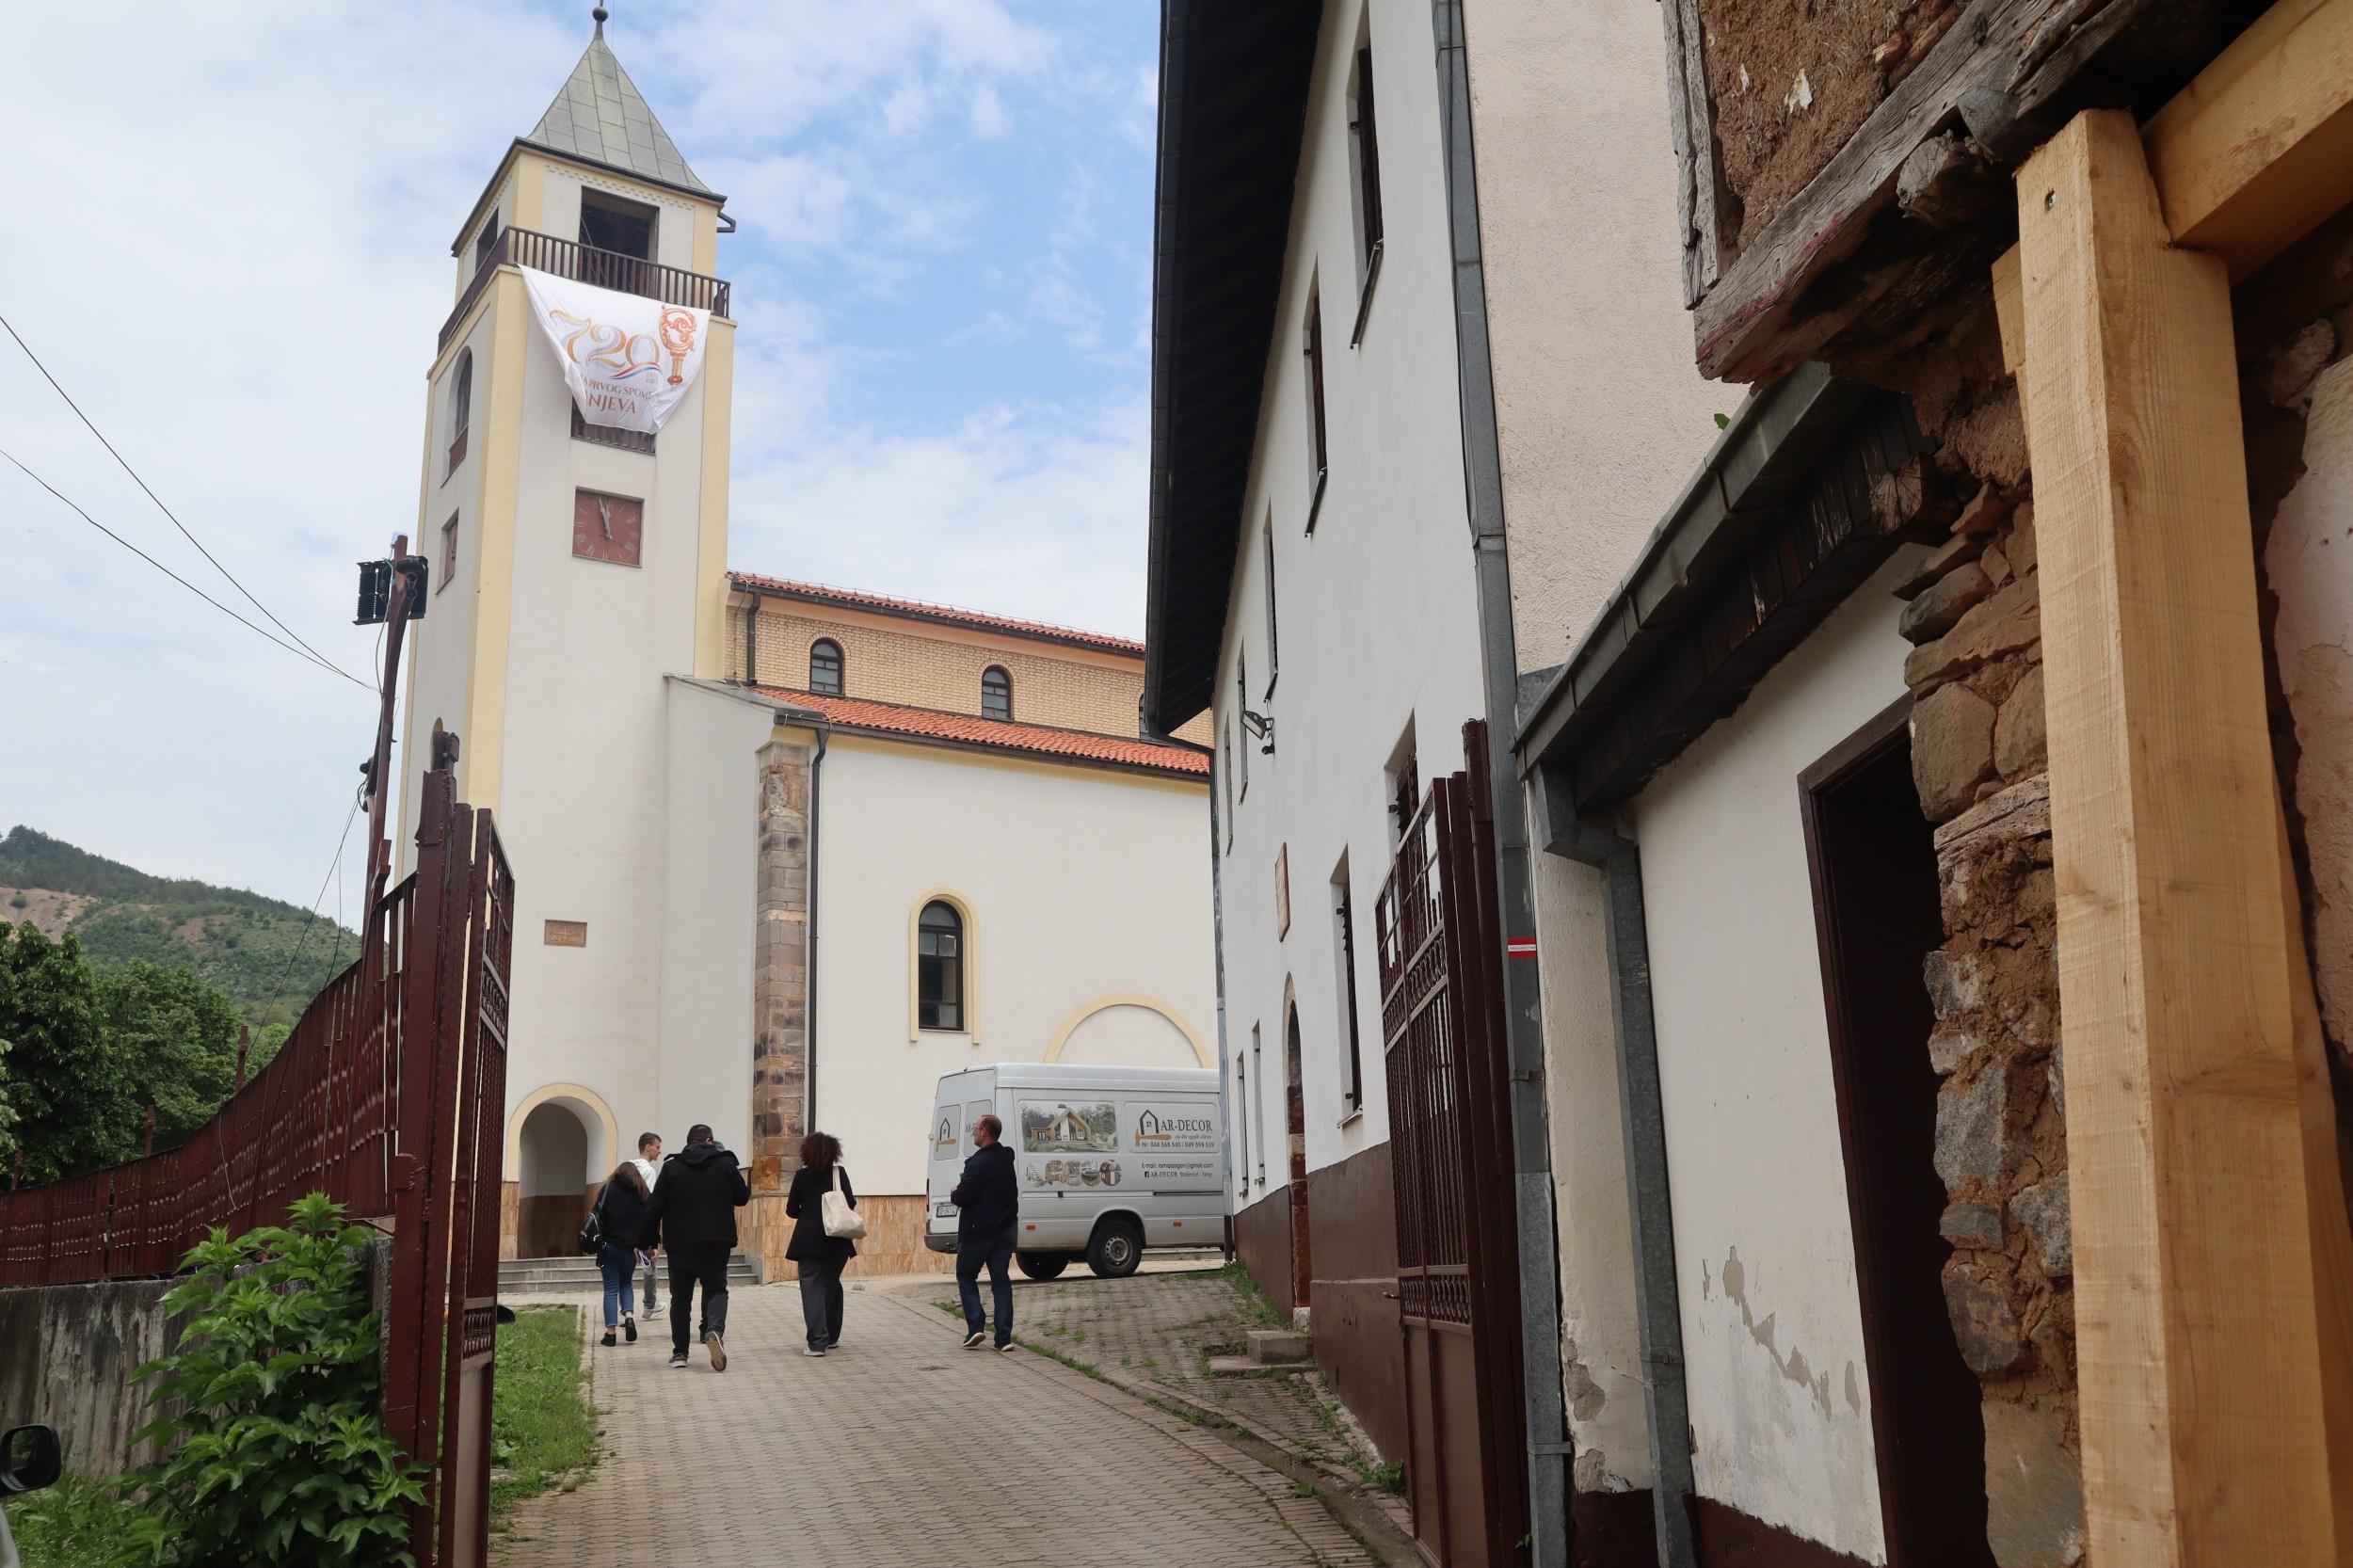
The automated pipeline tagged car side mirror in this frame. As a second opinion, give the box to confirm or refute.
[0,1427,60,1495]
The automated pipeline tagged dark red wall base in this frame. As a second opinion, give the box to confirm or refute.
[1689,1496,1872,1567]
[1573,1488,1657,1567]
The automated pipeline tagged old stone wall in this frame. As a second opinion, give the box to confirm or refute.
[746,737,814,1283]
[1871,292,2082,1567]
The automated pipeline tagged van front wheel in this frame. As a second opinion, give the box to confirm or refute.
[1086,1219,1144,1279]
[1016,1252,1070,1281]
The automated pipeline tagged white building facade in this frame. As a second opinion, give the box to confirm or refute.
[398,22,1214,1278]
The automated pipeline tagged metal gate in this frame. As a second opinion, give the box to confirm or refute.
[0,746,513,1567]
[1375,720,1529,1567]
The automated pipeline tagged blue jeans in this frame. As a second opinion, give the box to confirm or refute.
[599,1242,636,1329]
[955,1226,1016,1346]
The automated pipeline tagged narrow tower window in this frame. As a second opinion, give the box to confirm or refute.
[981,666,1013,721]
[808,638,844,696]
[472,213,503,275]
[1351,48,1385,269]
[918,901,965,1032]
[440,514,458,590]
[1304,289,1329,522]
[446,350,472,474]
[1262,514,1279,693]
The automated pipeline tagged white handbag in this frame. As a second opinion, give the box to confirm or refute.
[822,1165,868,1240]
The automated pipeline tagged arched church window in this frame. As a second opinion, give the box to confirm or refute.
[446,350,472,474]
[919,902,964,1032]
[981,665,1012,721]
[809,639,843,696]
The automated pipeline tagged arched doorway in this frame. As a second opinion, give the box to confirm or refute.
[518,1100,594,1258]
[1285,998,1312,1314]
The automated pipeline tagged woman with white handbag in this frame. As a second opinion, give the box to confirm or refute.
[783,1130,866,1356]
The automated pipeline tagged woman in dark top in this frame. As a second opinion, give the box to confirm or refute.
[784,1131,857,1356]
[594,1160,653,1347]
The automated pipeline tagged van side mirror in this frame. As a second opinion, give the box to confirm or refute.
[0,1426,60,1494]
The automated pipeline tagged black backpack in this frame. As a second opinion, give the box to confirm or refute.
[576,1186,606,1255]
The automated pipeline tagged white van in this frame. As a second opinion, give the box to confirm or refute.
[923,1063,1225,1278]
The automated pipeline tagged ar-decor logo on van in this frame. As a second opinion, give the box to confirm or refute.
[1134,1109,1216,1146]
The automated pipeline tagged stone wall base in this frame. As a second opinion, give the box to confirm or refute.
[744,1192,952,1281]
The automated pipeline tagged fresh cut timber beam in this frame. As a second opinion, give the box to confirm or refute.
[2016,106,2338,1565]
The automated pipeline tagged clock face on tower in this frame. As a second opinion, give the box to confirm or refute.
[572,488,644,567]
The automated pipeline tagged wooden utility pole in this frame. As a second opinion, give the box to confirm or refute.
[2016,106,2337,1564]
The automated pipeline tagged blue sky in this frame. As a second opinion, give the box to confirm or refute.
[0,1,1160,907]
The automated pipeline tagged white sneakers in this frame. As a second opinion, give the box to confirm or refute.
[705,1331,728,1372]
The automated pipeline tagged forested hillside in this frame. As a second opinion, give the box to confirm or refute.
[0,825,357,1031]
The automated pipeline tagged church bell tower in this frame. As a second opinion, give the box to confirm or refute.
[398,8,736,1255]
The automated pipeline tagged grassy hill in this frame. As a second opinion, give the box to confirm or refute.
[0,825,358,1032]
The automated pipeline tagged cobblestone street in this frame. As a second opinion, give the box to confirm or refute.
[492,1272,1374,1567]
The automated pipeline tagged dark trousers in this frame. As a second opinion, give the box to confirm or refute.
[667,1241,731,1354]
[797,1254,846,1351]
[955,1225,1016,1346]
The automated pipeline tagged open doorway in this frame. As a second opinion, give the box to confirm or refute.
[517,1100,594,1258]
[1284,998,1313,1315]
[1799,697,1995,1568]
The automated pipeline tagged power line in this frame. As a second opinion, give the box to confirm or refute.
[262,788,365,1007]
[1,312,360,682]
[0,447,372,690]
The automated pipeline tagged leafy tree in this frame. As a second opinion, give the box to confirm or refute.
[0,922,135,1180]
[121,1194,425,1567]
[95,964,239,1149]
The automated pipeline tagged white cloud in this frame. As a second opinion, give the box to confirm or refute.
[0,0,1155,905]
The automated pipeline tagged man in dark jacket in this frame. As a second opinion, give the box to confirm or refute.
[638,1123,749,1370]
[951,1113,1019,1351]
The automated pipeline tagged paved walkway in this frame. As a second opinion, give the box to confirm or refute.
[493,1277,1372,1567]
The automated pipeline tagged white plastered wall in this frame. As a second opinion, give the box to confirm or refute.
[809,736,1215,1195]
[654,678,768,1157]
[1209,0,1491,1217]
[1627,553,1922,1563]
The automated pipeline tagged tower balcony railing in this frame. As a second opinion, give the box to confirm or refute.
[438,227,732,351]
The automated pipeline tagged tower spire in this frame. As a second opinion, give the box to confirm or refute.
[592,6,607,37]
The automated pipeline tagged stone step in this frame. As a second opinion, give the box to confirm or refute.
[1245,1328,1313,1365]
[499,1253,758,1293]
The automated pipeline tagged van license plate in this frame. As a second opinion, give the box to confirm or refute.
[936,1205,957,1218]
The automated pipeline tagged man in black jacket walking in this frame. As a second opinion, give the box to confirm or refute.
[638,1124,749,1370]
[951,1113,1019,1351]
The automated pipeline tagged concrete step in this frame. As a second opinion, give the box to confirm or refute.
[499,1252,758,1293]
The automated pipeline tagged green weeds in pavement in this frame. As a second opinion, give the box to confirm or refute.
[1218,1258,1288,1328]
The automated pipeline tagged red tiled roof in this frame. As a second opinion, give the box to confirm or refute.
[748,686,1209,777]
[728,572,1145,656]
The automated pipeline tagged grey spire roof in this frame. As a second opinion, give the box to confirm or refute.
[523,25,711,195]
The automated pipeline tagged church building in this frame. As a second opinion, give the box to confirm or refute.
[396,15,1214,1279]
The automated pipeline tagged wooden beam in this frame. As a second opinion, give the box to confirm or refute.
[2143,0,2353,280]
[2017,107,2338,1564]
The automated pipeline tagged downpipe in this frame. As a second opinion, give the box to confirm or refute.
[1539,772,1698,1568]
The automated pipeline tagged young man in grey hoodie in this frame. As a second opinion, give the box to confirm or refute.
[632,1132,664,1319]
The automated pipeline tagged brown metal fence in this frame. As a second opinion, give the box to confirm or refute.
[1373,720,1529,1568]
[0,753,512,1567]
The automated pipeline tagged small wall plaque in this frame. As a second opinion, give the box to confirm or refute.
[545,920,587,948]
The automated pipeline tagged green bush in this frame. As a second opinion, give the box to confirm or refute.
[488,1307,598,1521]
[2,1468,149,1568]
[120,1193,425,1567]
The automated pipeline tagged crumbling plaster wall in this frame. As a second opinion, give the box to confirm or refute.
[2235,206,2353,1170]
[1629,560,1923,1563]
[1529,850,1652,1502]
